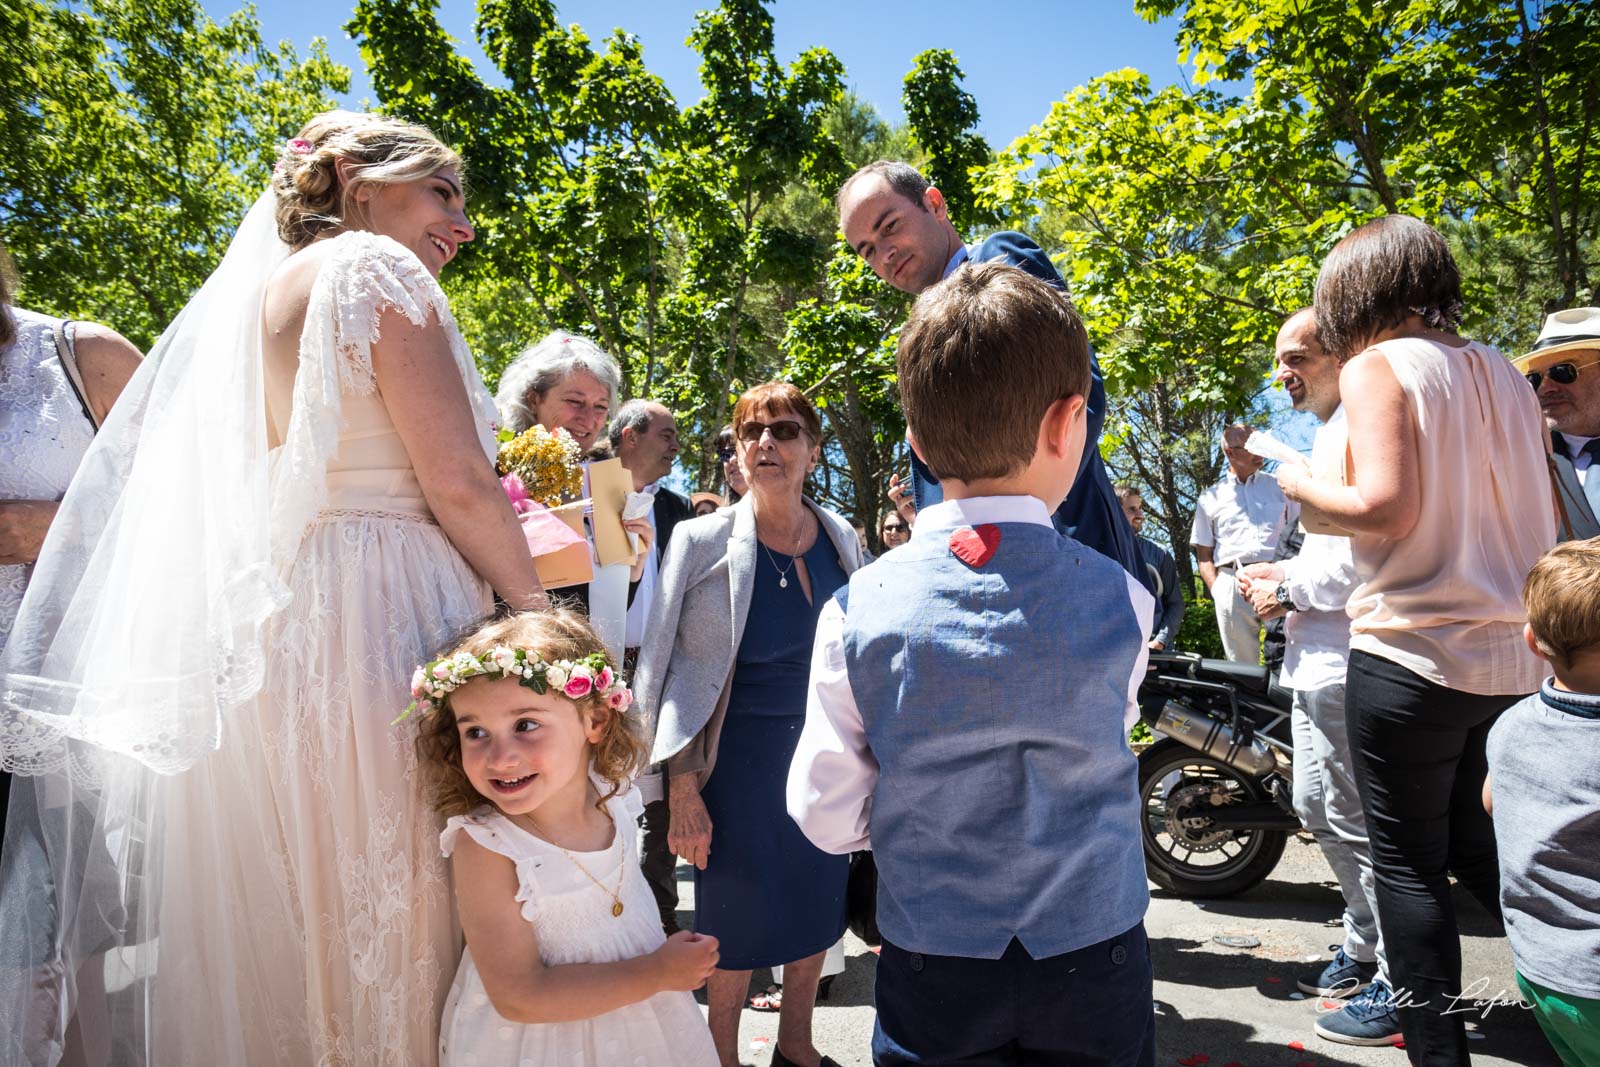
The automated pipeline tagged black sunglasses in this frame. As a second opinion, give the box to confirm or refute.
[716,446,736,462]
[736,420,806,443]
[883,522,909,533]
[1526,360,1600,390]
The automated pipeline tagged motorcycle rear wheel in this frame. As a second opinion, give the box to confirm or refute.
[1137,738,1288,898]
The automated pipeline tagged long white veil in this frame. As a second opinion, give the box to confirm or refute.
[0,192,292,1063]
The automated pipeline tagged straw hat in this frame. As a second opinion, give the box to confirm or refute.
[1513,307,1600,373]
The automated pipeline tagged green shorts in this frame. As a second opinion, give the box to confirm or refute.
[1517,971,1600,1067]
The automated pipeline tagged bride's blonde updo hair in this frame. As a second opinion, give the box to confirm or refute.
[272,110,463,248]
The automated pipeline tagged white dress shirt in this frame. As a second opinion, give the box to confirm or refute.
[622,482,660,650]
[1280,408,1358,692]
[1190,470,1298,568]
[1559,432,1597,485]
[785,495,1154,855]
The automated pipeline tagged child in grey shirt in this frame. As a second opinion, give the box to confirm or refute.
[1485,538,1600,1067]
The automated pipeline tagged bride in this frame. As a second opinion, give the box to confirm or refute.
[0,111,547,1063]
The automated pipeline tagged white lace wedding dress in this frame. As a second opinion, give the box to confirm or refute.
[438,780,717,1066]
[148,229,497,1063]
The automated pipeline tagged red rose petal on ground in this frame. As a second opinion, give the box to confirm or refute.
[1296,1061,1316,1067]
[1223,1062,1244,1067]
[1178,1056,1210,1066]
[1266,977,1284,984]
[1287,1041,1305,1051]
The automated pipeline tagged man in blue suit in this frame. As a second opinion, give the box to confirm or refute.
[837,161,1150,590]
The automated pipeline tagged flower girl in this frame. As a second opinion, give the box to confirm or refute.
[409,609,720,1065]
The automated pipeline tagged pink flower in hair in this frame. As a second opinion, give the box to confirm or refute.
[595,666,614,691]
[287,138,314,155]
[606,687,633,711]
[563,675,593,699]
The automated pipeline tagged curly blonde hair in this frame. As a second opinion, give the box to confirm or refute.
[272,110,463,249]
[413,609,649,818]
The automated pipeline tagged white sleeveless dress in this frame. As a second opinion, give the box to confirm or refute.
[439,781,718,1066]
[0,309,95,652]
[149,231,497,1063]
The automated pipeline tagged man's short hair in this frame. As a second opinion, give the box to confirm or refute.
[1523,538,1600,666]
[1314,214,1463,359]
[836,160,931,217]
[1114,483,1142,503]
[897,261,1091,483]
[607,398,658,450]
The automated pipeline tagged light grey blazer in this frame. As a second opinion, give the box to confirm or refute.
[1553,452,1600,541]
[635,494,864,790]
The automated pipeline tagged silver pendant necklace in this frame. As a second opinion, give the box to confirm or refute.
[760,525,805,589]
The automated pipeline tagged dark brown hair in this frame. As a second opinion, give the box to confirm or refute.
[1523,538,1600,667]
[836,160,931,217]
[731,382,823,443]
[413,609,649,818]
[1313,215,1463,359]
[897,260,1091,482]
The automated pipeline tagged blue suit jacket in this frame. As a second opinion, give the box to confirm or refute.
[909,231,1151,592]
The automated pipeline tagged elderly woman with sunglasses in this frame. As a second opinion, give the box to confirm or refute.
[1278,215,1555,1063]
[635,383,858,1067]
[1517,307,1600,540]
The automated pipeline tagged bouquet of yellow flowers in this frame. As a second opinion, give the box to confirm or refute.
[496,425,584,510]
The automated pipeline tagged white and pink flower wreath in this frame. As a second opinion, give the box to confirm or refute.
[398,647,633,722]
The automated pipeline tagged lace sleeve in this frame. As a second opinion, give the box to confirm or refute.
[440,811,543,921]
[320,232,449,396]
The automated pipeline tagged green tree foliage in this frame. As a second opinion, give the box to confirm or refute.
[0,0,348,349]
[902,49,998,232]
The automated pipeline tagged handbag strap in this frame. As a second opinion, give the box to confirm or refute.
[51,320,99,433]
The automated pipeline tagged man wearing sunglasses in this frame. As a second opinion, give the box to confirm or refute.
[836,161,1153,594]
[1515,307,1600,541]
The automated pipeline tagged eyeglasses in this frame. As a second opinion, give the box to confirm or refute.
[883,523,909,534]
[1527,359,1600,391]
[736,420,806,444]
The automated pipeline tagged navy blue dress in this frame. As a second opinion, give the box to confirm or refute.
[694,535,850,970]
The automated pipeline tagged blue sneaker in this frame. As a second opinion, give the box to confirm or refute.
[1297,945,1377,997]
[1314,977,1404,1046]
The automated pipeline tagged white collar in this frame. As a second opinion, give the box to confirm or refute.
[911,495,1052,539]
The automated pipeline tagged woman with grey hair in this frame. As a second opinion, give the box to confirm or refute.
[495,329,621,451]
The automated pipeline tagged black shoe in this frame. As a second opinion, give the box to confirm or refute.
[770,1048,842,1067]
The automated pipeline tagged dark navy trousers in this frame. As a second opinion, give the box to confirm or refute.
[871,923,1156,1066]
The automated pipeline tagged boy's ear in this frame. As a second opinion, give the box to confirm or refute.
[1041,394,1087,457]
[906,429,927,465]
[1523,622,1552,665]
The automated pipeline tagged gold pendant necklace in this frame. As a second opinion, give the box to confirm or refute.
[521,810,626,918]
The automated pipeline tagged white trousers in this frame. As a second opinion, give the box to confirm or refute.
[1212,572,1265,664]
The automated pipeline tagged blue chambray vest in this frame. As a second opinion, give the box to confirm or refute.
[838,521,1149,959]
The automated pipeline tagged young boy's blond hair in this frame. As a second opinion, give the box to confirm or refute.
[1522,537,1600,671]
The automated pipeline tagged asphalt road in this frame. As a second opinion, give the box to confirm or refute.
[674,833,1561,1067]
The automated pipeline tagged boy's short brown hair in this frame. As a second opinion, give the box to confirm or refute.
[897,260,1091,482]
[1522,537,1600,666]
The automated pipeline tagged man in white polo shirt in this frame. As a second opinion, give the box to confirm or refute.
[1190,422,1297,663]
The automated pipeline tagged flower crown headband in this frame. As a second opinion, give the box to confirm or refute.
[400,648,633,722]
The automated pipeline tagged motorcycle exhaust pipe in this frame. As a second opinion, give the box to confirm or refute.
[1154,703,1280,777]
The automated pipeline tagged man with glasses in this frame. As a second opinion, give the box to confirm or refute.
[1516,308,1600,541]
[837,160,1151,593]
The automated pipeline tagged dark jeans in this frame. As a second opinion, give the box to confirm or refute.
[871,925,1155,1067]
[638,797,679,933]
[1346,649,1520,1066]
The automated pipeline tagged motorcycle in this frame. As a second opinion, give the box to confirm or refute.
[1135,651,1302,898]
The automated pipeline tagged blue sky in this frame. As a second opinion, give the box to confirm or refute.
[222,0,1196,152]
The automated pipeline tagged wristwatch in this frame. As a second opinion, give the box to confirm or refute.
[1274,582,1298,612]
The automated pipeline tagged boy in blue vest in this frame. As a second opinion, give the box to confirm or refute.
[788,260,1156,1066]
